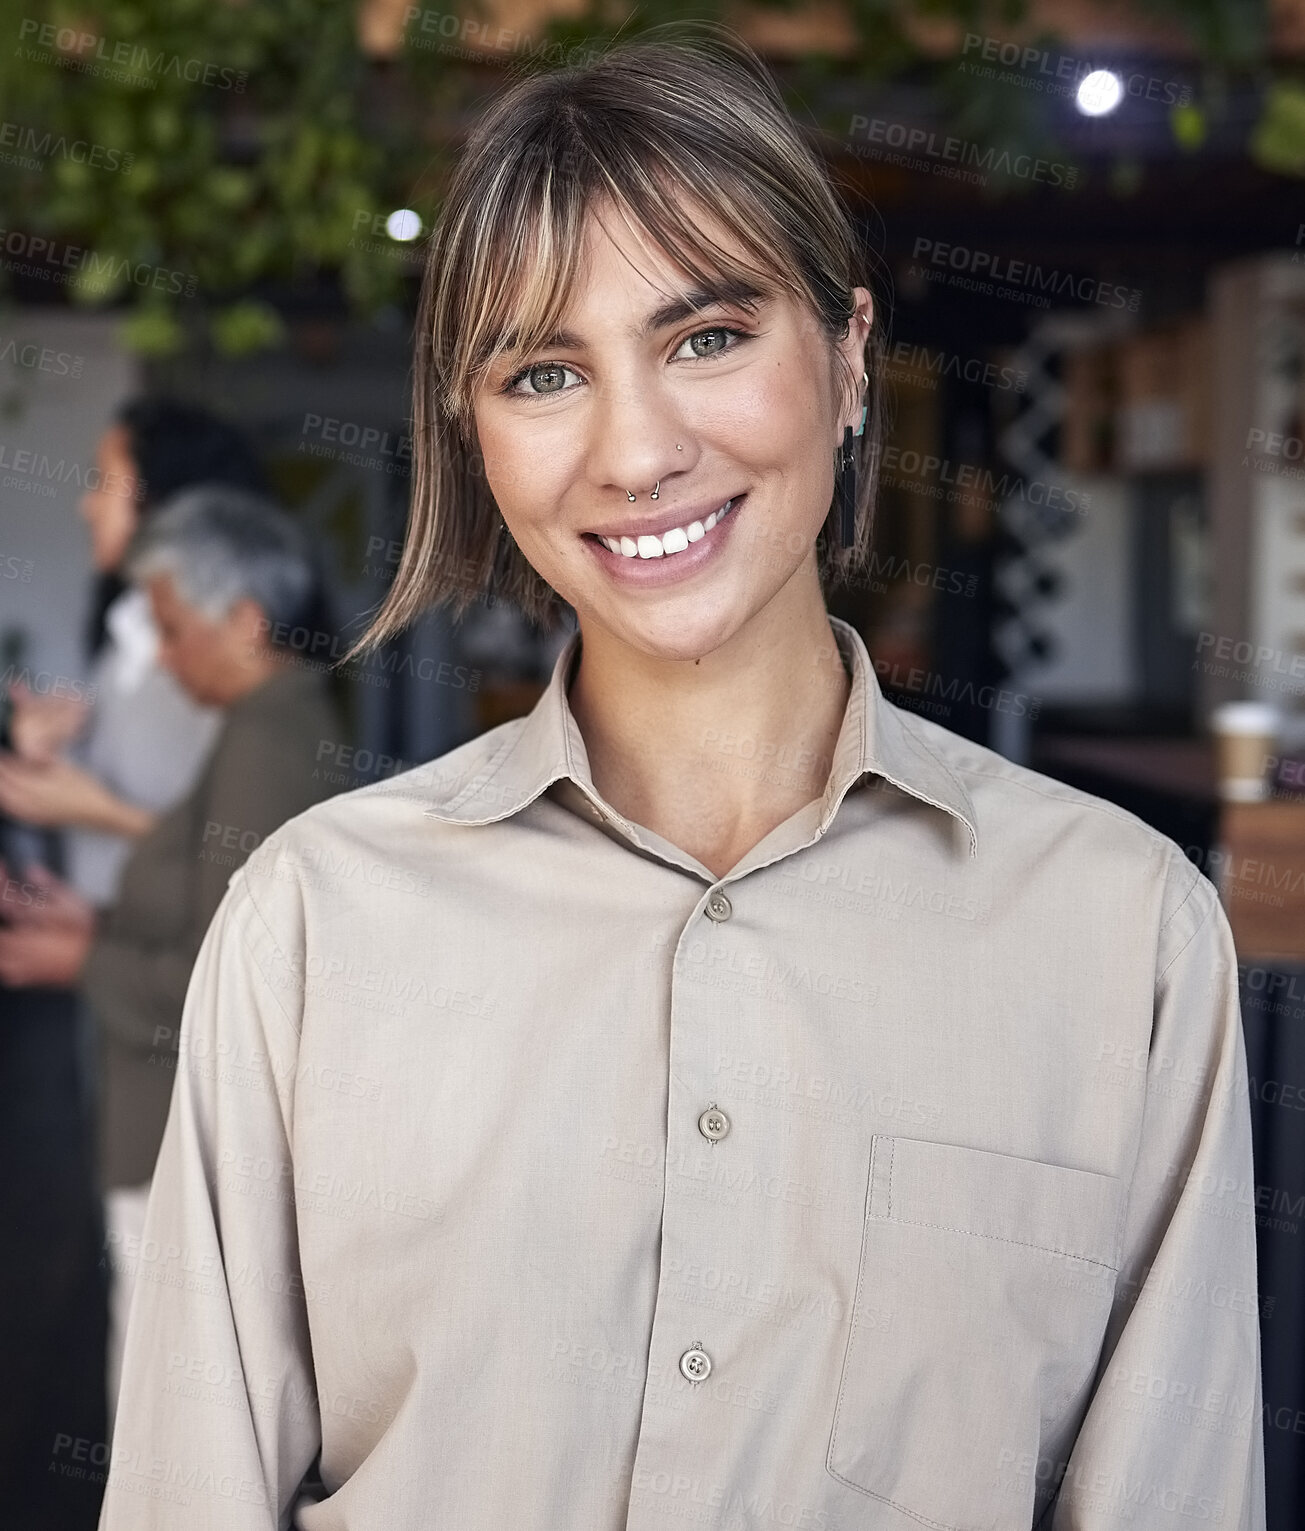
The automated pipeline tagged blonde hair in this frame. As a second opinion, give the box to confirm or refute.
[346,19,885,661]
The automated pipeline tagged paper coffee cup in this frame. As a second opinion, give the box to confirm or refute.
[1210,701,1279,801]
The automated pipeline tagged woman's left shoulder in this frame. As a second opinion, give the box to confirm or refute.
[903,708,1195,904]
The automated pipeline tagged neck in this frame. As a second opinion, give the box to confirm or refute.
[567,570,851,879]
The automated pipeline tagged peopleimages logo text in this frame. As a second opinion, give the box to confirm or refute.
[16,20,248,91]
[959,33,1192,106]
[912,238,1140,310]
[850,117,1076,189]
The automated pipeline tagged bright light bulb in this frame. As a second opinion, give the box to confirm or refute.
[385,209,423,242]
[1076,70,1123,117]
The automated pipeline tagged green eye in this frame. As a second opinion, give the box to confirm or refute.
[501,324,752,399]
[502,362,579,397]
[678,327,747,359]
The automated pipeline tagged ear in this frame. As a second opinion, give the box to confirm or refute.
[228,595,271,652]
[836,288,874,433]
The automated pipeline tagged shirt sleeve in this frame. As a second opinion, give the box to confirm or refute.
[1048,851,1267,1529]
[97,865,321,1531]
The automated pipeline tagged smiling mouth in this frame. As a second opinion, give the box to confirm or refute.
[584,497,741,560]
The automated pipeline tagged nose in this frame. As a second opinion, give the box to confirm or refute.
[585,367,691,500]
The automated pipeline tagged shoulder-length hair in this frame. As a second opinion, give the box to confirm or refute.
[346,19,885,661]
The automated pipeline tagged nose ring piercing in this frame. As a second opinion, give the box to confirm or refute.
[625,445,681,500]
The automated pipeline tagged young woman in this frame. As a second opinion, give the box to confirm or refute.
[100,24,1265,1531]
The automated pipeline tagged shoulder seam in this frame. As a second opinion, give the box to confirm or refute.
[1157,847,1205,940]
[229,867,303,1038]
[1156,884,1218,983]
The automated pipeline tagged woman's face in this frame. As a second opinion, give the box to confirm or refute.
[471,198,872,662]
[78,424,141,572]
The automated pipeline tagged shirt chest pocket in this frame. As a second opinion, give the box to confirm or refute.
[826,1133,1126,1531]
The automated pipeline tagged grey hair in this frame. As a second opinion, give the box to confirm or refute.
[123,484,318,633]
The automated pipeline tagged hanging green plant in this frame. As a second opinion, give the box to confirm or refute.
[0,0,1295,355]
[0,0,415,355]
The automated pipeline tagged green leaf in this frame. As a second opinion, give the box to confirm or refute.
[1171,101,1206,150]
[204,167,256,207]
[1251,81,1305,177]
[208,299,288,357]
[117,305,188,358]
[70,252,130,304]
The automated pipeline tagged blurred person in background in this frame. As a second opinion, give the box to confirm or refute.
[0,397,271,903]
[0,484,346,1433]
[0,399,272,1528]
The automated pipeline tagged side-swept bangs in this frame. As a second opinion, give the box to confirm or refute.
[346,21,884,658]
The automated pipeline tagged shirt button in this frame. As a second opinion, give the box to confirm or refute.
[705,889,732,922]
[679,1345,712,1382]
[698,1105,730,1142]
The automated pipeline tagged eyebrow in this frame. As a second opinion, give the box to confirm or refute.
[498,277,771,357]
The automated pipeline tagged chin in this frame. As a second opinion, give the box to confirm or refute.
[612,602,751,665]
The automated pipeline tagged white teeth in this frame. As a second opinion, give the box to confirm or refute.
[598,499,736,558]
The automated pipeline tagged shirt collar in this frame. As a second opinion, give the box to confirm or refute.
[104,587,160,692]
[422,614,978,861]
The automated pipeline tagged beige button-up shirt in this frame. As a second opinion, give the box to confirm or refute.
[99,614,1266,1531]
